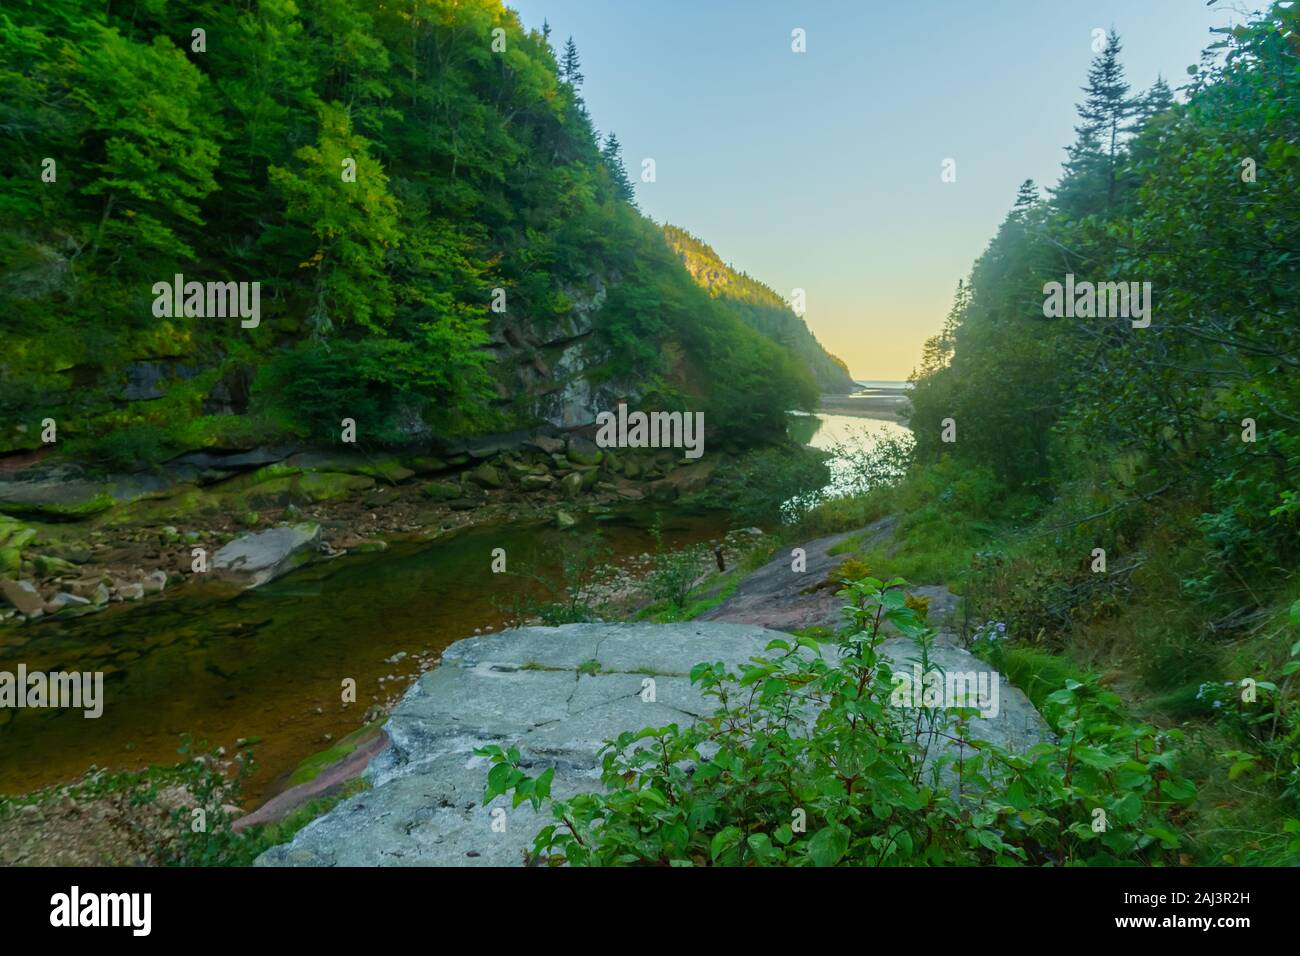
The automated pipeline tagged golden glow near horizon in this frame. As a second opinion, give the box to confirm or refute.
[512,0,1229,383]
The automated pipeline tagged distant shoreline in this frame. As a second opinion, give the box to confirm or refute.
[817,386,910,424]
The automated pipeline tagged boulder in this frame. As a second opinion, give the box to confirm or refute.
[527,435,565,456]
[554,510,578,530]
[0,579,45,616]
[421,481,461,501]
[560,472,583,499]
[212,523,322,589]
[467,463,505,489]
[566,436,604,466]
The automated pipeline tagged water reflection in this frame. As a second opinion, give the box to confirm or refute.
[788,411,912,506]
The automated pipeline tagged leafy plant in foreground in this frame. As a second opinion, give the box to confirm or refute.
[480,575,1192,865]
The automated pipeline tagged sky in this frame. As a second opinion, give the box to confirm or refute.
[507,0,1242,380]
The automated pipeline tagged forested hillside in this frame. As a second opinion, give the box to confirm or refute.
[663,224,857,393]
[897,7,1300,861]
[0,0,816,470]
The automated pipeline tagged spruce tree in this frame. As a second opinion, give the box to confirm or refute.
[601,132,635,202]
[1131,74,1174,128]
[1075,29,1135,209]
[1054,30,1136,216]
[561,36,583,87]
[1012,179,1039,216]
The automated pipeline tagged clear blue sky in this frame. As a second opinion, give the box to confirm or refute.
[507,0,1240,379]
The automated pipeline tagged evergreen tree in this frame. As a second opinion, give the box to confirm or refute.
[1081,29,1133,208]
[560,36,583,87]
[1134,74,1175,122]
[1056,29,1135,214]
[601,132,635,202]
[1011,179,1039,218]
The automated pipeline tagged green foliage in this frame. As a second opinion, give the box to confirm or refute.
[0,0,814,464]
[497,532,617,626]
[646,517,707,610]
[480,575,1192,866]
[907,3,1300,592]
[663,224,856,393]
[711,444,832,527]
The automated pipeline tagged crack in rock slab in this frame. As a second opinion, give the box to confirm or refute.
[256,618,1048,867]
[257,622,778,867]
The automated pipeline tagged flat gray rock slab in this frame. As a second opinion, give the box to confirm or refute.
[212,522,321,588]
[699,517,898,632]
[877,635,1050,758]
[256,622,779,867]
[256,620,1048,867]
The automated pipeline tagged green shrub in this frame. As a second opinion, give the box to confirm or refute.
[480,575,1193,866]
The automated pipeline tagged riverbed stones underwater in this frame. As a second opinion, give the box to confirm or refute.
[255,620,1047,867]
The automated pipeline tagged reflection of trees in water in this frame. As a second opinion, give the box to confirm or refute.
[786,412,821,446]
[782,416,916,518]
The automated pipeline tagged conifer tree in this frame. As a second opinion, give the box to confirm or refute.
[1012,179,1039,216]
[560,36,583,87]
[601,132,635,202]
[1057,29,1135,214]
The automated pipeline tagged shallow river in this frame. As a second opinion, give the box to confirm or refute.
[0,509,729,804]
[0,413,904,806]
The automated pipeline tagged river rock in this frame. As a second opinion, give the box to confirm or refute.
[212,523,322,589]
[566,436,603,466]
[114,581,145,601]
[48,591,91,610]
[404,456,450,475]
[527,435,565,456]
[0,579,44,616]
[560,472,583,499]
[467,463,505,489]
[554,510,578,529]
[422,480,461,501]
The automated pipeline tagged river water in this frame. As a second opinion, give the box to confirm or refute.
[0,413,906,806]
[790,411,912,501]
[0,509,728,804]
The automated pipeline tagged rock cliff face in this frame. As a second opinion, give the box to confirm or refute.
[485,276,641,430]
